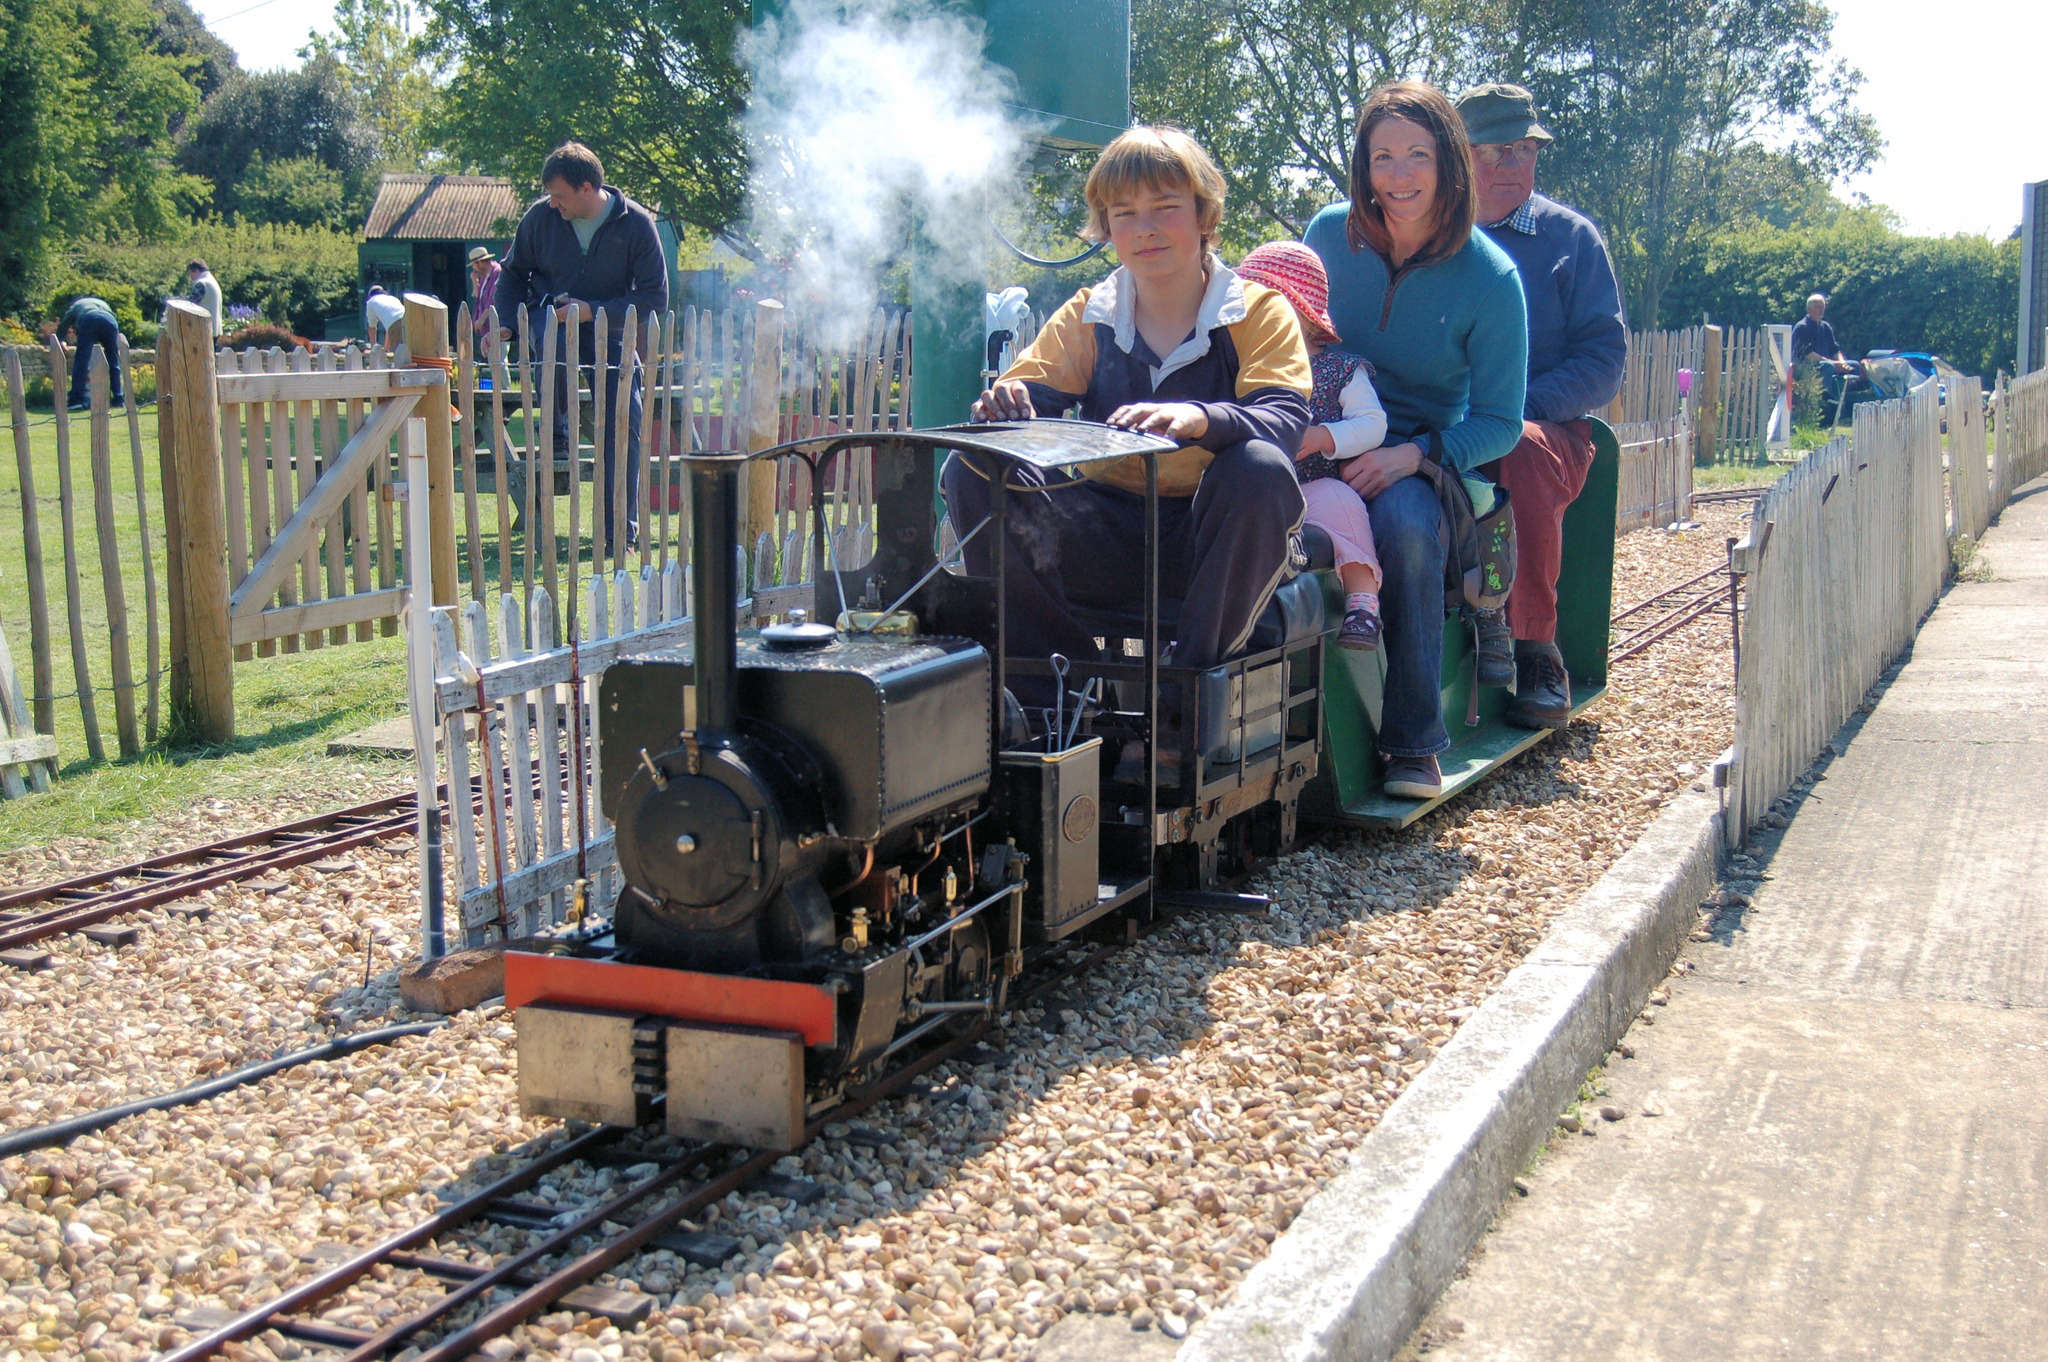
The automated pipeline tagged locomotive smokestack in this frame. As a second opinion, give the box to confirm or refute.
[689,456,741,735]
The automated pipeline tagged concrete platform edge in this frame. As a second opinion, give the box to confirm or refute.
[1177,786,1722,1362]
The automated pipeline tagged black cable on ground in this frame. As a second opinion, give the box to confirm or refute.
[0,1019,447,1162]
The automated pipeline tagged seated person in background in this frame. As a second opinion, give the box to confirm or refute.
[1790,292,1859,411]
[1233,241,1388,651]
[1457,82,1627,730]
[942,125,1310,734]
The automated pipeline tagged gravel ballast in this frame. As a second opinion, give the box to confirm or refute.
[0,505,1753,1362]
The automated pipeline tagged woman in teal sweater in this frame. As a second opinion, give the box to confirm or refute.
[1304,80,1528,799]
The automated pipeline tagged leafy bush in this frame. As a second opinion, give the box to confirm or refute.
[1661,211,2021,381]
[48,278,148,339]
[235,153,353,231]
[59,221,359,340]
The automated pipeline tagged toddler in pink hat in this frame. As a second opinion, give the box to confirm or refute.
[1236,241,1387,650]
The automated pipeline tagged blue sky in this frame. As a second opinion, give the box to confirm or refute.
[194,0,2038,240]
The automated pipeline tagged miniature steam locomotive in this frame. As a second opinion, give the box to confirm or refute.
[507,422,1332,1149]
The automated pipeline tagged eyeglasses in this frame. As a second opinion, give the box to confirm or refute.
[1473,140,1541,167]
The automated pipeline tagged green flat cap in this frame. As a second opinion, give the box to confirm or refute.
[1456,83,1554,146]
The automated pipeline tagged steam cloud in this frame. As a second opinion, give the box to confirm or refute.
[742,0,1029,349]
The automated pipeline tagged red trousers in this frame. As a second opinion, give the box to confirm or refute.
[1492,418,1595,643]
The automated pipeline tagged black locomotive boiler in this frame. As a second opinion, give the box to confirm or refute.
[506,423,1333,1149]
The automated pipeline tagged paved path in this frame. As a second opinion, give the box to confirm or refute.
[1402,480,2048,1362]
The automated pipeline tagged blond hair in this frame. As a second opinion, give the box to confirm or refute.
[1082,125,1226,246]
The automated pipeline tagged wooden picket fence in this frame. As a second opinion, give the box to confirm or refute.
[1725,367,2048,846]
[1613,326,1704,430]
[2,338,163,778]
[404,294,909,944]
[426,298,908,644]
[1613,419,1692,533]
[1990,369,2048,508]
[422,572,696,946]
[1946,376,1990,545]
[1611,324,1780,466]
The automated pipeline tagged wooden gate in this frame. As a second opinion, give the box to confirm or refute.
[159,298,456,740]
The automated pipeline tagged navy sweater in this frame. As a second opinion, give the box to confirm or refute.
[1479,193,1626,424]
[498,186,668,356]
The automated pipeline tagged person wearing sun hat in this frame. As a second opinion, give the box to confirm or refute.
[467,244,503,346]
[1236,241,1388,650]
[1456,81,1626,730]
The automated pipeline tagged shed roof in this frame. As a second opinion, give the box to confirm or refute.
[362,174,524,241]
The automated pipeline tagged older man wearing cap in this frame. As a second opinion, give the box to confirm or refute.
[1456,82,1626,731]
[468,246,503,347]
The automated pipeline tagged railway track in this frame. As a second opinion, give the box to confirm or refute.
[1609,561,1740,664]
[154,944,1112,1362]
[1689,484,1768,506]
[0,794,421,956]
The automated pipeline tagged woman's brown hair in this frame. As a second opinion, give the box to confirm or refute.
[1344,81,1476,267]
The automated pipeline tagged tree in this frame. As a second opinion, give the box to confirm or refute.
[1513,0,1880,324]
[301,0,444,171]
[421,0,748,243]
[177,57,381,225]
[0,0,208,317]
[236,153,352,231]
[147,0,238,105]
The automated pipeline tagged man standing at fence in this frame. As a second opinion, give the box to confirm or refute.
[1458,83,1627,730]
[56,295,125,411]
[186,259,224,338]
[496,141,669,556]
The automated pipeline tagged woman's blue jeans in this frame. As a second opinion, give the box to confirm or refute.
[1366,474,1449,757]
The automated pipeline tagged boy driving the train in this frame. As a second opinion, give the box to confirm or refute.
[940,126,1312,726]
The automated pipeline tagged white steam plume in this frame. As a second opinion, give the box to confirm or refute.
[742,0,1029,349]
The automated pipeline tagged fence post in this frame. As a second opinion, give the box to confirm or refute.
[163,301,234,742]
[1696,324,1723,464]
[744,299,787,553]
[404,294,458,607]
